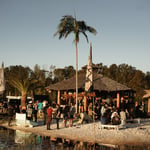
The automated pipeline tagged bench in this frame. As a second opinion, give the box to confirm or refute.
[99,118,141,130]
[99,124,125,130]
[99,124,126,130]
[126,118,141,124]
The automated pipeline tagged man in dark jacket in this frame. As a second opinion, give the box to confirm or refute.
[8,104,15,126]
[55,104,61,129]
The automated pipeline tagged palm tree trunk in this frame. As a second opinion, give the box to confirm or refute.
[21,92,27,108]
[75,38,78,113]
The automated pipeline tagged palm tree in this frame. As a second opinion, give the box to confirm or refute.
[9,77,38,107]
[54,15,97,112]
[7,66,40,108]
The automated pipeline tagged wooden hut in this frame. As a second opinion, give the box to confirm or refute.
[46,72,134,110]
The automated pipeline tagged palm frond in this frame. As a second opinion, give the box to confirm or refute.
[80,31,89,43]
[54,15,97,43]
[78,21,88,31]
[87,26,97,35]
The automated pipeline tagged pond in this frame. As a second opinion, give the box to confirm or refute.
[0,126,150,150]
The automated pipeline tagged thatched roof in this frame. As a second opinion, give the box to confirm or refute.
[46,72,132,92]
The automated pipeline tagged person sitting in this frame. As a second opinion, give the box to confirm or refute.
[100,111,109,125]
[111,111,120,125]
[76,110,92,125]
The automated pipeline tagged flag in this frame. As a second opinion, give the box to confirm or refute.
[85,43,93,92]
[0,62,5,94]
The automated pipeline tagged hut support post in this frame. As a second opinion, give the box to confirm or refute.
[57,90,60,105]
[148,98,150,115]
[83,96,87,112]
[117,93,120,108]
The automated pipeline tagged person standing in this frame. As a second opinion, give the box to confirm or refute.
[79,98,83,113]
[88,102,93,120]
[7,104,14,126]
[120,108,127,125]
[43,103,48,125]
[37,100,43,119]
[55,104,61,129]
[37,100,43,111]
[62,105,70,128]
[26,102,33,120]
[69,103,76,127]
[2,101,8,113]
[33,102,38,122]
[46,104,53,130]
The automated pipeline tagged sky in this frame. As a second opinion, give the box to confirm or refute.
[0,0,150,73]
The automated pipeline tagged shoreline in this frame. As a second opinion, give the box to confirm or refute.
[1,119,150,146]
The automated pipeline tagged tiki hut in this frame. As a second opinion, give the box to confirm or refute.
[46,72,134,110]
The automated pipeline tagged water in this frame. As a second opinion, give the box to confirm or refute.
[0,126,150,150]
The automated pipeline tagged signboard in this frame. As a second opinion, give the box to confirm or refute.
[16,113,26,125]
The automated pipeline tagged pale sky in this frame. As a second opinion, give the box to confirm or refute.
[0,0,150,73]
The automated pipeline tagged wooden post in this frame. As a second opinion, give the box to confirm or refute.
[117,93,120,108]
[148,98,150,114]
[83,95,87,112]
[57,90,60,105]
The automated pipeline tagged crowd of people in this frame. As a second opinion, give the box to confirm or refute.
[0,101,8,113]
[58,96,147,127]
[42,96,147,129]
[0,96,147,128]
[89,97,146,125]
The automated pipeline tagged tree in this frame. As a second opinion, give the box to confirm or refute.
[54,15,97,112]
[108,64,118,80]
[33,64,47,95]
[145,72,150,89]
[128,70,145,98]
[53,66,75,82]
[6,66,40,108]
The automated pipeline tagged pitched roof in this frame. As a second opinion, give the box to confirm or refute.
[46,72,132,91]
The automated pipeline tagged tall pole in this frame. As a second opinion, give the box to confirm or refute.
[75,36,78,113]
[74,10,78,113]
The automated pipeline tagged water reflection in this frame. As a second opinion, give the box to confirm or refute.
[0,126,150,150]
